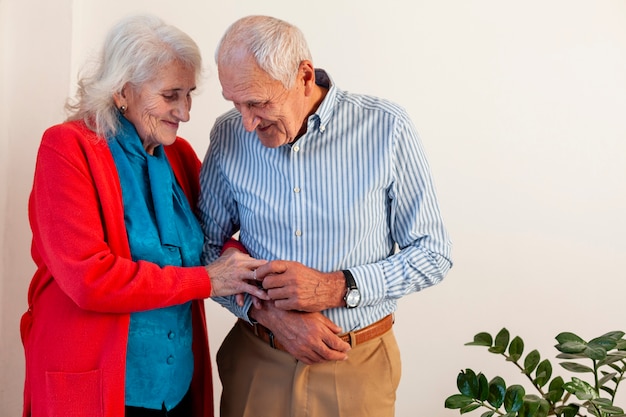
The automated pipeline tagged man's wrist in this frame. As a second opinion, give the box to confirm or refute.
[342,269,361,308]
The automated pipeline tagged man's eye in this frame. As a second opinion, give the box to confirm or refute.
[248,101,268,109]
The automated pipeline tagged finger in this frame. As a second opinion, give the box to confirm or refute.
[244,284,269,300]
[255,261,286,278]
[272,298,296,311]
[235,293,245,307]
[305,349,330,364]
[251,295,263,309]
[324,336,351,354]
[261,274,287,289]
[246,259,269,270]
[320,317,344,334]
[317,339,350,361]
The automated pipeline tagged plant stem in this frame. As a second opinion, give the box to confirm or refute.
[503,353,548,397]
[610,358,626,404]
[474,400,505,416]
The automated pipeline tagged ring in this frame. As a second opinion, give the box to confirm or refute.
[253,269,257,281]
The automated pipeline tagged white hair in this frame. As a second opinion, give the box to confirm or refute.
[66,14,202,138]
[215,15,312,89]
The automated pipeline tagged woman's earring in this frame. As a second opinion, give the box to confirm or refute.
[119,105,127,114]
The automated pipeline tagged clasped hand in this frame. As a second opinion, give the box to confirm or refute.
[253,260,345,312]
[231,258,351,363]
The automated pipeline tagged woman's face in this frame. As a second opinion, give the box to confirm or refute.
[119,60,196,154]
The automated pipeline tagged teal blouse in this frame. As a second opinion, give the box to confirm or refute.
[108,116,204,411]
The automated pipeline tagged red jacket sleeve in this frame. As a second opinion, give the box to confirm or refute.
[28,123,211,313]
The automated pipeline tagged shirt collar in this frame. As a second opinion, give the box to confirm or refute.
[308,68,337,135]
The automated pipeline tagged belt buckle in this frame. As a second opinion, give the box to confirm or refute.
[348,331,357,348]
[268,331,277,349]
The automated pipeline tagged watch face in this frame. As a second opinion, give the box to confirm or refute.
[346,289,361,308]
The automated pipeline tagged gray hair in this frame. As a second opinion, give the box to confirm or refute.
[66,14,202,138]
[215,15,312,89]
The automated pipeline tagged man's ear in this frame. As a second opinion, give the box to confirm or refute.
[299,60,316,92]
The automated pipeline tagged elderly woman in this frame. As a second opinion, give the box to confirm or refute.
[20,14,266,417]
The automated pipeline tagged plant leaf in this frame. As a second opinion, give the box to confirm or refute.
[460,403,482,414]
[589,397,624,415]
[467,332,493,347]
[592,404,625,415]
[584,343,608,361]
[504,385,525,412]
[519,395,550,417]
[560,362,594,373]
[556,332,585,344]
[488,376,506,408]
[556,352,586,360]
[598,372,617,387]
[589,336,618,351]
[601,385,616,397]
[599,352,626,366]
[563,377,599,401]
[444,394,475,409]
[477,373,489,401]
[480,411,495,417]
[458,369,479,397]
[533,359,552,387]
[508,336,524,362]
[546,376,565,403]
[599,331,625,341]
[555,404,580,417]
[490,328,510,354]
[556,341,587,354]
[524,350,540,374]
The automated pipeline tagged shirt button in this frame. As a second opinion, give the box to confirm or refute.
[293,187,300,193]
[319,125,326,133]
[167,355,174,365]
[292,145,300,153]
[295,230,302,237]
[168,331,175,340]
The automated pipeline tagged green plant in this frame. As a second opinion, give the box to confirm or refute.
[444,329,626,417]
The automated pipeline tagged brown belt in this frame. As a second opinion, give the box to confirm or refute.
[239,314,394,353]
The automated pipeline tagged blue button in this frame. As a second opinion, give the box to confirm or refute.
[167,355,174,365]
[168,331,175,340]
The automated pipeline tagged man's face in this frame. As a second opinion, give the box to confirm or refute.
[218,55,308,148]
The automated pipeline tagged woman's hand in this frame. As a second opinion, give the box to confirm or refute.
[206,248,268,300]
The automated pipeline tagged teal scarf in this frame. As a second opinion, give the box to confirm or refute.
[108,116,203,411]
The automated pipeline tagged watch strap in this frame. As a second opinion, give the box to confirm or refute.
[342,269,357,291]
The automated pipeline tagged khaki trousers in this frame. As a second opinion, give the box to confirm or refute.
[217,320,401,417]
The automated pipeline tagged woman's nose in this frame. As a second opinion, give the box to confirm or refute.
[174,98,191,122]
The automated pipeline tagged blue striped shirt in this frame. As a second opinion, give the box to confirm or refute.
[198,70,452,332]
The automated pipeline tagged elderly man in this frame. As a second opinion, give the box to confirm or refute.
[198,15,452,417]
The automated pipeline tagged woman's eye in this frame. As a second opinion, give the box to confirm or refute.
[163,93,177,101]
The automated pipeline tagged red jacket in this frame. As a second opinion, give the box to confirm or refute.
[21,120,214,417]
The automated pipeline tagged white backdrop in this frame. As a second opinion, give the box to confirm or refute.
[2,1,625,416]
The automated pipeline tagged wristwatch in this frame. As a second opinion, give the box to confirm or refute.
[342,270,361,308]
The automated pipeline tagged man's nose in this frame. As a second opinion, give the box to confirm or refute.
[240,106,260,132]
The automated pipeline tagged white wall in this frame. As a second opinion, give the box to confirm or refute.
[2,1,625,416]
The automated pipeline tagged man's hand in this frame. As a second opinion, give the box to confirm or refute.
[255,260,346,312]
[251,301,351,364]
